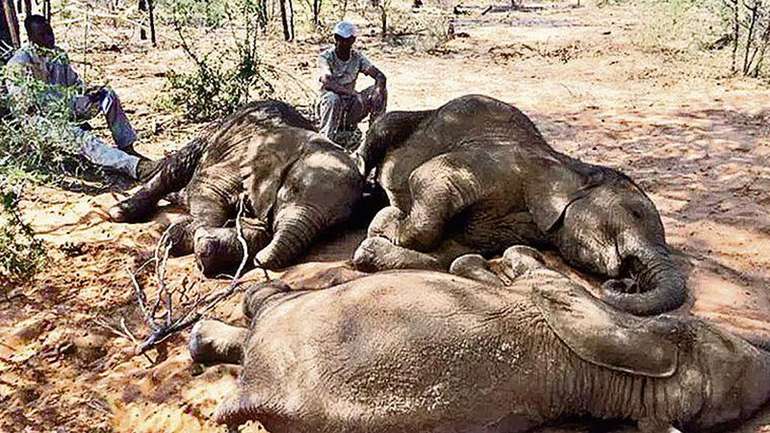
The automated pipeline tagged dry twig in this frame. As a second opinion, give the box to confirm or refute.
[129,195,253,356]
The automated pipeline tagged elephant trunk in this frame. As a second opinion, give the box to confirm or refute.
[601,245,686,316]
[254,205,324,269]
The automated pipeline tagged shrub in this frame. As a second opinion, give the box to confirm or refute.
[1,60,101,183]
[160,0,280,122]
[0,180,45,293]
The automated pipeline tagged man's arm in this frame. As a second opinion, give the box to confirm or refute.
[4,51,34,101]
[319,53,356,96]
[362,64,387,89]
[320,74,356,96]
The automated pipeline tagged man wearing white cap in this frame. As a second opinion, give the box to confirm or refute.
[317,20,387,148]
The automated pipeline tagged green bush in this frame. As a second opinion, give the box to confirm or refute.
[160,0,280,122]
[0,180,45,293]
[0,59,106,289]
[1,65,96,182]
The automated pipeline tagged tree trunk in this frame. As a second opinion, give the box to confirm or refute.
[287,0,294,40]
[743,1,759,75]
[731,0,739,73]
[379,4,387,38]
[312,0,320,26]
[147,0,156,46]
[1,0,20,50]
[279,0,293,41]
[138,0,147,40]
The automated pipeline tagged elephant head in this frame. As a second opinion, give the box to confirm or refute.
[526,155,686,315]
[682,323,770,431]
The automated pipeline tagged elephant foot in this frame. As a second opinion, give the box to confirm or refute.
[449,254,503,286]
[167,218,194,256]
[353,237,441,272]
[194,227,247,278]
[502,246,546,278]
[367,206,405,240]
[189,320,248,365]
[108,199,151,223]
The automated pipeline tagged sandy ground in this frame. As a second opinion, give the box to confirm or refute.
[1,1,770,432]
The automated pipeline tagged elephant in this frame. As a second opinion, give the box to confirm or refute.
[108,100,364,276]
[351,94,685,315]
[188,246,770,433]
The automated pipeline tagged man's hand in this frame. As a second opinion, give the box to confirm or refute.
[320,75,357,96]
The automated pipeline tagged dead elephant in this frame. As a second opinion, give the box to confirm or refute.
[108,100,363,276]
[352,94,685,316]
[189,247,770,433]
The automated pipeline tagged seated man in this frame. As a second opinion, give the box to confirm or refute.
[316,20,387,148]
[3,15,157,180]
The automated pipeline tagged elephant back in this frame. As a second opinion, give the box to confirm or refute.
[197,100,317,171]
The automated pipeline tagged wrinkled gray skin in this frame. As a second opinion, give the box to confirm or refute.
[189,246,770,433]
[108,100,363,276]
[352,94,684,315]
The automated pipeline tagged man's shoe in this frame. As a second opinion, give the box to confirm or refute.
[121,143,147,159]
[135,158,162,182]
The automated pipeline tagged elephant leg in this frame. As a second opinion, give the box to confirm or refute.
[166,215,195,256]
[352,236,473,272]
[188,320,248,365]
[194,217,272,278]
[395,153,482,251]
[164,186,232,260]
[500,245,547,279]
[109,137,204,223]
[449,254,503,286]
[367,205,404,240]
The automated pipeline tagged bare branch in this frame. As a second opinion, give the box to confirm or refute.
[133,196,252,356]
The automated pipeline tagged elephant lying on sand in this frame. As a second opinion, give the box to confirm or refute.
[352,94,684,315]
[108,100,363,276]
[189,247,770,433]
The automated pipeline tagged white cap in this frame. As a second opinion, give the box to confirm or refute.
[333,20,358,38]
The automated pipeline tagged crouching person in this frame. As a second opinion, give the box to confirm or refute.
[316,20,387,149]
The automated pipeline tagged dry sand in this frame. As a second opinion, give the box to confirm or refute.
[1,1,769,432]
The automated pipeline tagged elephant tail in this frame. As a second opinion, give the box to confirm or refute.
[108,137,206,222]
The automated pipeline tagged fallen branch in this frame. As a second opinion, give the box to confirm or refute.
[131,195,253,356]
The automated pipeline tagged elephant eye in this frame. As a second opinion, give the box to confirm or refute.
[630,208,644,219]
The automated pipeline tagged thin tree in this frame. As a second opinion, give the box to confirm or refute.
[138,0,157,46]
[1,0,20,49]
[312,0,320,26]
[279,0,294,41]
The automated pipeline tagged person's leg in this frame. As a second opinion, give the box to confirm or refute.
[99,88,138,150]
[72,89,137,151]
[316,91,344,139]
[359,85,387,121]
[73,126,140,178]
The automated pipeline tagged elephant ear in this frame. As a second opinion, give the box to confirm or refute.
[532,282,679,378]
[526,157,606,233]
[242,127,317,222]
